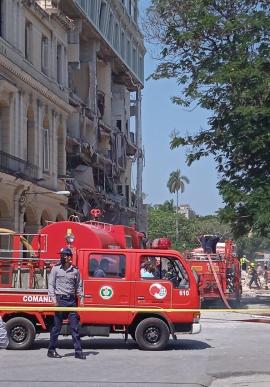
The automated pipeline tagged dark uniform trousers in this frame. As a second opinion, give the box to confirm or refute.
[49,294,82,352]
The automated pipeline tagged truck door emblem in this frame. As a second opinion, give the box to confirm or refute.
[100,285,113,299]
[149,283,167,299]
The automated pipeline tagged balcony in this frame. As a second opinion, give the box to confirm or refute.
[0,151,38,182]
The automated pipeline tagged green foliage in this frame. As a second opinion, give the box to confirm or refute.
[147,204,231,252]
[236,235,270,259]
[146,0,270,237]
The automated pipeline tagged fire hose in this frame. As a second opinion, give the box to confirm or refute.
[207,253,231,309]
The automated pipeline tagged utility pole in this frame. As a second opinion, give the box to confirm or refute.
[135,88,144,231]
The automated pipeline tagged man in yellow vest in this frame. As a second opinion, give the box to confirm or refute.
[240,255,249,271]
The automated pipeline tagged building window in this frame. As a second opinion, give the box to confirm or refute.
[125,185,130,207]
[90,0,96,21]
[0,0,3,37]
[43,128,49,172]
[113,22,119,51]
[121,31,125,59]
[26,106,35,164]
[57,44,62,84]
[25,21,32,62]
[127,39,131,66]
[132,47,136,72]
[99,1,106,32]
[41,36,49,75]
[80,0,86,10]
[139,55,144,80]
[117,184,123,195]
[107,12,113,42]
[57,126,65,177]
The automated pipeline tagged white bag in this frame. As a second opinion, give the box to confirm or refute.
[0,317,9,349]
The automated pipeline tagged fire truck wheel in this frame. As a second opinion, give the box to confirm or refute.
[6,317,36,350]
[135,318,170,350]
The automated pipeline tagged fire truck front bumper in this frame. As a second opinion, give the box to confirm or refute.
[191,322,201,334]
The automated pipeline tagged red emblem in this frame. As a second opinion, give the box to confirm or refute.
[90,208,101,218]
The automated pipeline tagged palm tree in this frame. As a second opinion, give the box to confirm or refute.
[167,169,190,237]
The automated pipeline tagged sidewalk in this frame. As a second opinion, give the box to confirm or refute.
[210,374,270,386]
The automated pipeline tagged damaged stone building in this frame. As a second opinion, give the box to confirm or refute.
[62,0,145,226]
[0,0,145,233]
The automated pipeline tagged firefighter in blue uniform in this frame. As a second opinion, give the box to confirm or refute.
[47,247,86,359]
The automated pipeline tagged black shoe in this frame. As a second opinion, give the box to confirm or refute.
[47,350,62,358]
[75,351,86,360]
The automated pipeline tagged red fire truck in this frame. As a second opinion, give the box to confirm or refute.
[0,220,201,351]
[184,236,241,307]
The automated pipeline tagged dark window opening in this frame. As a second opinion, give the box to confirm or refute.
[0,0,3,37]
[125,185,129,207]
[116,120,122,131]
[117,184,123,195]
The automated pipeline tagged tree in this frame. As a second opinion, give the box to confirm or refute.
[167,169,189,237]
[145,0,270,238]
[147,203,231,252]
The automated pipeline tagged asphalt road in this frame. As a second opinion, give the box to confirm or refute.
[1,310,270,387]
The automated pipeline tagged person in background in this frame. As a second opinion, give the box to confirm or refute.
[141,260,155,278]
[248,263,261,289]
[48,247,86,360]
[240,255,249,271]
[263,265,269,290]
[198,235,220,254]
[94,258,109,277]
[89,258,99,276]
[0,316,9,349]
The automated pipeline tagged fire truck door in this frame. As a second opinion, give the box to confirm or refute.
[134,253,195,313]
[133,253,172,309]
[80,251,132,325]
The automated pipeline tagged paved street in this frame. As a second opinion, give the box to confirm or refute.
[1,310,270,387]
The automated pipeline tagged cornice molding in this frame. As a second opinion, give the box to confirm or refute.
[0,54,74,114]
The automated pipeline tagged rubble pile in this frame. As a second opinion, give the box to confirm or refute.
[241,270,270,298]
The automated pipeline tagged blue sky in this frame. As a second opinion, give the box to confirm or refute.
[138,1,224,216]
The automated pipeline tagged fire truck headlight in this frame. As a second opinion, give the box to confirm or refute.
[65,233,75,244]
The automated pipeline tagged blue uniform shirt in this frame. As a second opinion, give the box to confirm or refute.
[48,264,83,303]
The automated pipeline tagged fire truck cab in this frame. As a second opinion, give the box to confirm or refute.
[0,223,201,351]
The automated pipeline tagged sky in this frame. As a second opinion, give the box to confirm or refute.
[137,1,224,216]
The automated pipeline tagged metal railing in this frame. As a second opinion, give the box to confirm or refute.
[0,150,38,181]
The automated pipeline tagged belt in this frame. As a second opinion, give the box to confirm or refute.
[56,294,75,300]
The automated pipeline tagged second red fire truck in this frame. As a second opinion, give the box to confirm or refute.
[184,235,242,307]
